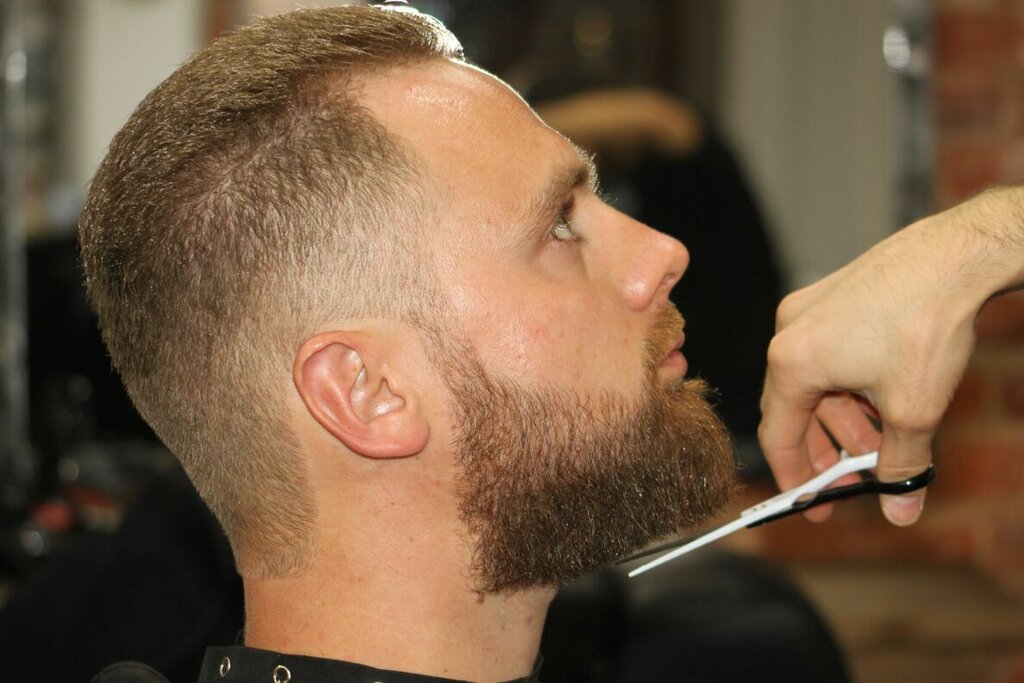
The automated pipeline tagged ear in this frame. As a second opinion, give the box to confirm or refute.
[293,331,430,459]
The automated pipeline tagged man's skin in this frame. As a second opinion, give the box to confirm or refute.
[243,59,690,682]
[759,187,1024,526]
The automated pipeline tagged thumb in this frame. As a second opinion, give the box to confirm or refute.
[877,428,934,526]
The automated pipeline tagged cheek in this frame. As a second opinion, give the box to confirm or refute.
[491,315,537,376]
[485,293,641,389]
[445,252,644,390]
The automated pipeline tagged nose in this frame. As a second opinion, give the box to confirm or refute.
[620,219,689,311]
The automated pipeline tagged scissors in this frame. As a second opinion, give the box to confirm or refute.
[621,451,936,578]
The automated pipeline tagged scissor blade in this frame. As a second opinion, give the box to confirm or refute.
[626,451,881,578]
[626,515,754,577]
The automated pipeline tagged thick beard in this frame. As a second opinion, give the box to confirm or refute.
[434,306,738,594]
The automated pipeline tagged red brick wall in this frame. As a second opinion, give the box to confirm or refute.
[933,0,1024,597]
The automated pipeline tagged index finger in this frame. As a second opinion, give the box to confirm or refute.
[758,369,820,491]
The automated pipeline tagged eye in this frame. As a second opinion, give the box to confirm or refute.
[549,202,580,243]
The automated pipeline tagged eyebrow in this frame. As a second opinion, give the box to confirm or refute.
[521,144,601,236]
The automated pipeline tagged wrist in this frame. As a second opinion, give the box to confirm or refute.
[962,186,1024,296]
[936,187,1024,315]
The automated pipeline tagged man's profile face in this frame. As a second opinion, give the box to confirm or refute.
[362,60,686,416]
[360,59,736,591]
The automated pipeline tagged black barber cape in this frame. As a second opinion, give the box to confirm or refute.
[91,647,542,683]
[195,646,543,683]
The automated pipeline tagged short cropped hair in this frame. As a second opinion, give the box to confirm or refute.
[79,6,463,577]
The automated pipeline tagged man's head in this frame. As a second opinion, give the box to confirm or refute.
[79,6,463,577]
[79,5,736,588]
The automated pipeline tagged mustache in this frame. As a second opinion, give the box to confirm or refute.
[645,304,685,370]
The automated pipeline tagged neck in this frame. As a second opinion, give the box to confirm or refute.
[241,512,554,681]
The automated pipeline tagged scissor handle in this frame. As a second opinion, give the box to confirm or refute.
[621,457,937,575]
[747,464,936,528]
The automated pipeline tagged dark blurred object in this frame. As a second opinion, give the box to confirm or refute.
[447,1,722,115]
[90,662,172,683]
[543,552,850,683]
[0,465,243,683]
[0,495,73,576]
[1,0,35,537]
[616,552,850,682]
[26,235,156,452]
[0,236,165,575]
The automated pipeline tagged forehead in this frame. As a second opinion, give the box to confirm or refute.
[356,59,577,233]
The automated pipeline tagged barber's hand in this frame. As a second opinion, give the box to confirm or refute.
[758,206,990,526]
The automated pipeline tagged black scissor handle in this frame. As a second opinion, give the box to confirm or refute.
[747,464,936,528]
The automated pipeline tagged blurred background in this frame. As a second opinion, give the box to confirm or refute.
[0,1,1022,682]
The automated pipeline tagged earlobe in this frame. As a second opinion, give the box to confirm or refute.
[293,333,430,459]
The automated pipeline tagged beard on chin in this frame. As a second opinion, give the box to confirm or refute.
[432,305,738,594]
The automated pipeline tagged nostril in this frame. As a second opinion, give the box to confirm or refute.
[662,269,684,294]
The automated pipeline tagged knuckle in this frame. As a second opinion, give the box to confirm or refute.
[775,292,799,330]
[775,287,811,328]
[766,328,812,374]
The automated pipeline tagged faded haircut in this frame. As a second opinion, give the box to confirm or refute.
[78,5,463,578]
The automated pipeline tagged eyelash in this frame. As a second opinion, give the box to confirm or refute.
[549,201,580,243]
